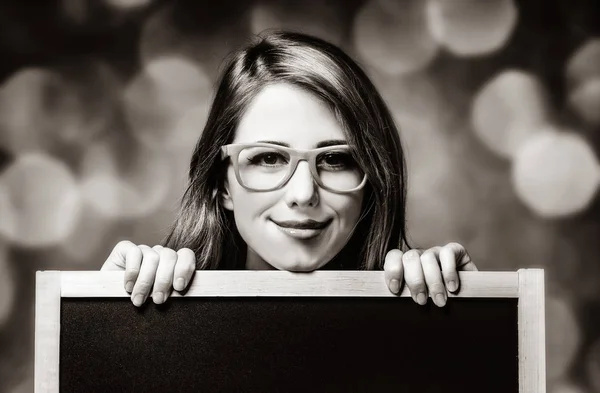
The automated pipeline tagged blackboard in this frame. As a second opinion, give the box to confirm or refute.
[35,270,546,392]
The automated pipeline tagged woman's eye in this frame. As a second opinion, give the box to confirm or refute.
[262,154,279,165]
[251,152,288,166]
[319,152,354,169]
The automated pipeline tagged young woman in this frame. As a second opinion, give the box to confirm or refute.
[101,30,477,308]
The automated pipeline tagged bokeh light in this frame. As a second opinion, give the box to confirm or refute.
[0,68,65,153]
[565,39,600,88]
[512,129,600,218]
[116,146,172,219]
[546,296,581,380]
[0,153,81,247]
[371,70,454,128]
[0,62,118,154]
[353,0,439,75]
[80,174,137,218]
[426,0,518,56]
[471,70,550,159]
[80,141,172,219]
[123,56,212,151]
[250,1,343,45]
[59,203,115,266]
[566,39,600,127]
[170,103,209,152]
[0,244,15,328]
[569,78,600,126]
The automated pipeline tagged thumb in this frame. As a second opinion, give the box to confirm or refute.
[383,249,404,294]
[101,240,134,271]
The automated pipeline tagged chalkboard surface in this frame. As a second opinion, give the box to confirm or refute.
[60,297,518,393]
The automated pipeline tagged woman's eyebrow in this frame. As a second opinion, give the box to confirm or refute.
[316,139,347,148]
[254,139,348,148]
[256,140,289,147]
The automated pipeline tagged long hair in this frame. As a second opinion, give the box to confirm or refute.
[163,30,409,270]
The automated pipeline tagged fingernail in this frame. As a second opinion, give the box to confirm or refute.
[447,280,457,292]
[389,279,400,294]
[435,293,446,307]
[416,293,427,305]
[153,292,164,304]
[175,278,185,291]
[125,281,134,292]
[133,294,145,307]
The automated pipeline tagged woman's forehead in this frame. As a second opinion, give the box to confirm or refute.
[233,83,346,148]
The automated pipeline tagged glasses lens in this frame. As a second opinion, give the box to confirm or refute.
[316,150,365,192]
[237,146,291,190]
[235,145,365,192]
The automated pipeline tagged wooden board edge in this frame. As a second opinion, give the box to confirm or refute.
[518,268,546,393]
[60,270,520,298]
[35,271,61,393]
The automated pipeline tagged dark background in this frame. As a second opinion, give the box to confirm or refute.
[0,0,599,392]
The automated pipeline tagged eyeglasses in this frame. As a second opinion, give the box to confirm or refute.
[220,143,367,193]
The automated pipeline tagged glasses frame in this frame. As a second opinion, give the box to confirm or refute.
[220,143,368,193]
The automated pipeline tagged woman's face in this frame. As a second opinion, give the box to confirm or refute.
[222,83,365,271]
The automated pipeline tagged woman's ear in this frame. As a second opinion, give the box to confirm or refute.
[220,180,234,211]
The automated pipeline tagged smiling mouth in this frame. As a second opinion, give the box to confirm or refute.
[271,219,331,230]
[270,219,331,240]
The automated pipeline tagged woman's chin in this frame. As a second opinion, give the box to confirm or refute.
[269,257,328,272]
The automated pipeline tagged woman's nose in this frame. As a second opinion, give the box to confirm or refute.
[283,161,319,208]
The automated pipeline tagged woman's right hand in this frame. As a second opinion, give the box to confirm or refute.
[101,240,197,307]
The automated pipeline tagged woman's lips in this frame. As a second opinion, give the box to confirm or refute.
[271,219,331,240]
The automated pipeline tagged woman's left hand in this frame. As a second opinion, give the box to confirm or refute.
[383,243,478,307]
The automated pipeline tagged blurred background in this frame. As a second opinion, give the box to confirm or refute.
[0,0,598,391]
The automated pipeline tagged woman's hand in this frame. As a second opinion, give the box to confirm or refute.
[101,240,196,307]
[383,242,478,307]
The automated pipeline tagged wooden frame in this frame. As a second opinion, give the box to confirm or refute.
[35,269,545,392]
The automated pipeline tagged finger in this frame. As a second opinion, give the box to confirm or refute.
[124,246,143,293]
[439,244,459,292]
[101,260,126,271]
[459,257,478,271]
[420,250,447,307]
[101,240,135,270]
[152,247,178,304]
[445,242,478,272]
[383,249,404,294]
[131,245,159,307]
[173,248,196,291]
[402,249,428,305]
[462,263,478,271]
